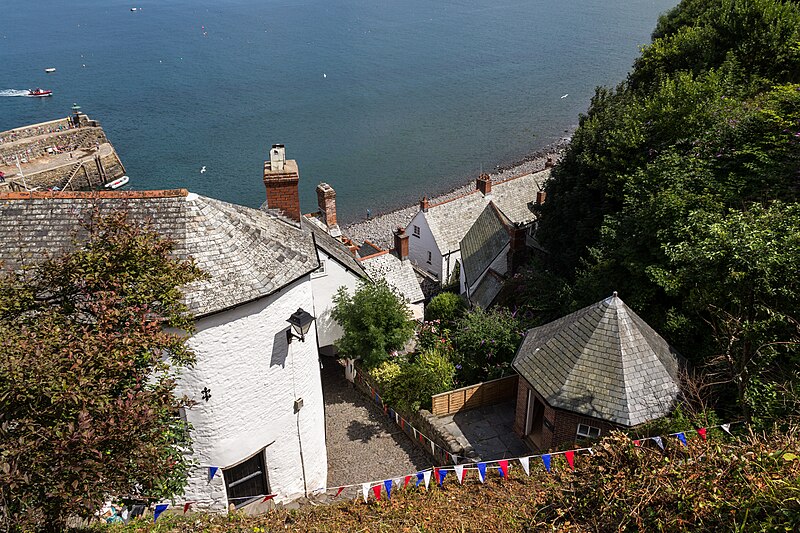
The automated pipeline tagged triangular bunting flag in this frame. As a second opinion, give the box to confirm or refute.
[633,439,641,447]
[334,487,344,498]
[183,501,194,514]
[721,423,732,435]
[697,427,707,440]
[400,418,405,429]
[419,432,424,443]
[589,448,595,455]
[676,432,687,447]
[262,494,276,503]
[404,475,412,489]
[498,460,509,478]
[389,408,394,420]
[653,436,664,450]
[565,450,575,470]
[416,472,424,487]
[412,427,417,439]
[395,412,400,424]
[374,392,380,404]
[372,484,382,501]
[542,454,552,473]
[519,456,530,476]
[384,479,392,499]
[153,504,168,523]
[362,483,370,503]
[477,462,487,483]
[423,470,432,490]
[384,404,388,415]
[208,466,218,482]
[430,439,436,454]
[438,469,447,486]
[454,464,465,483]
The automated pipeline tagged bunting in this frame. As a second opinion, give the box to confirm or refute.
[438,469,447,486]
[208,467,218,482]
[423,470,432,490]
[153,504,168,523]
[372,485,382,501]
[676,432,687,447]
[334,487,344,498]
[477,462,487,483]
[653,436,664,450]
[384,479,393,499]
[362,483,370,503]
[519,456,530,476]
[497,460,509,478]
[698,427,707,440]
[454,464,466,483]
[722,423,732,435]
[404,475,412,489]
[183,502,194,514]
[416,472,424,488]
[564,450,575,470]
[262,494,276,503]
[542,454,552,473]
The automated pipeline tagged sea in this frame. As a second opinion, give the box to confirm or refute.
[1,0,677,222]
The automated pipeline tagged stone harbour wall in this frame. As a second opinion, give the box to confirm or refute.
[14,149,126,191]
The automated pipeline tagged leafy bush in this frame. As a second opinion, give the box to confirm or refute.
[371,347,456,412]
[451,307,523,384]
[416,320,452,352]
[331,279,415,368]
[425,292,466,323]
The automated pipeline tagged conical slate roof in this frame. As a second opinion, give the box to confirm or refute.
[512,293,682,426]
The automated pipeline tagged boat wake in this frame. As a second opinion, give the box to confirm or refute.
[0,89,31,97]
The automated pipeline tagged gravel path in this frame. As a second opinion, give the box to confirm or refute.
[342,137,571,249]
[322,359,431,487]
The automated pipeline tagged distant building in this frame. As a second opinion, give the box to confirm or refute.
[459,203,513,308]
[512,292,684,450]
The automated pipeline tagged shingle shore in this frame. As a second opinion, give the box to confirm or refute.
[343,138,570,249]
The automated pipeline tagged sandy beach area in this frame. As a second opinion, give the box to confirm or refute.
[343,137,571,249]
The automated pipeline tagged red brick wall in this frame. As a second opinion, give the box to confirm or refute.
[263,173,300,221]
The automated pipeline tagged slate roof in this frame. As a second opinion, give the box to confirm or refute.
[302,218,367,278]
[360,252,425,304]
[512,293,682,427]
[460,203,510,287]
[423,169,550,254]
[0,190,319,317]
[470,269,504,309]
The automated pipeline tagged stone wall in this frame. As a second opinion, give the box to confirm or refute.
[12,149,126,191]
[0,126,107,166]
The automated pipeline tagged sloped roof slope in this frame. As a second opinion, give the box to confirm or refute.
[470,269,504,309]
[360,252,425,304]
[0,190,318,317]
[460,203,510,287]
[512,293,682,426]
[302,218,367,278]
[423,169,550,254]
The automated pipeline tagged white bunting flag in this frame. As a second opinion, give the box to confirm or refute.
[589,448,595,455]
[413,428,417,439]
[518,456,530,476]
[454,464,465,484]
[721,423,732,435]
[430,440,435,454]
[653,436,664,450]
[423,470,432,490]
[362,483,370,503]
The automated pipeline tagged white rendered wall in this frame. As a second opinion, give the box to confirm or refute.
[174,275,327,512]
[405,211,443,281]
[310,249,363,350]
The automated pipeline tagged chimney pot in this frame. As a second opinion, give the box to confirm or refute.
[477,173,492,196]
[536,190,547,205]
[545,156,554,169]
[263,144,301,221]
[420,196,429,212]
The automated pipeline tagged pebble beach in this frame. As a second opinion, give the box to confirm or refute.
[343,137,571,249]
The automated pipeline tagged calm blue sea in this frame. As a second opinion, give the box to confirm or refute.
[1,0,676,221]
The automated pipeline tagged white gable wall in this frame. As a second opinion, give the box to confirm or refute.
[406,210,443,281]
[310,248,363,352]
[175,275,327,512]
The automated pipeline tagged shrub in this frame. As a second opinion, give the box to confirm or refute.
[371,347,456,412]
[425,292,466,323]
[451,307,523,384]
[416,320,451,352]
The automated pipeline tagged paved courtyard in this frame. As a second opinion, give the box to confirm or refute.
[321,359,431,487]
[437,401,530,461]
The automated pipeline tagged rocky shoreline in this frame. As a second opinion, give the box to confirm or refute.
[343,136,571,249]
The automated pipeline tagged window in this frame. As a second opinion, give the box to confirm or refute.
[576,423,601,439]
[223,450,269,508]
[311,259,327,278]
[426,251,432,264]
[413,225,420,237]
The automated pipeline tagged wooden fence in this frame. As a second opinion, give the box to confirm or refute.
[430,375,518,416]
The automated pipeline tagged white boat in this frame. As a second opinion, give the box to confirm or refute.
[45,68,56,73]
[105,175,130,189]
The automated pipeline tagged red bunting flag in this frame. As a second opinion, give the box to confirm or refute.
[371,485,382,501]
[633,439,641,447]
[262,494,276,503]
[384,404,388,415]
[183,501,194,514]
[565,450,575,470]
[498,460,509,478]
[334,487,344,498]
[698,427,707,440]
[401,418,405,430]
[404,475,412,488]
[419,432,424,443]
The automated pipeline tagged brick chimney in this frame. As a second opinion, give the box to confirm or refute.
[316,182,338,227]
[420,196,429,212]
[536,190,547,205]
[545,156,554,168]
[477,173,492,196]
[263,144,301,221]
[507,226,528,274]
[394,227,409,261]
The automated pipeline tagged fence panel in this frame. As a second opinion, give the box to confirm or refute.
[430,375,518,416]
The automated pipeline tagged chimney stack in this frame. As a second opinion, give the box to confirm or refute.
[316,182,340,235]
[263,144,301,221]
[477,173,492,196]
[394,227,409,261]
[545,156,554,169]
[536,190,547,205]
[420,196,429,212]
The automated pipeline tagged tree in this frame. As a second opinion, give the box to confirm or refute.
[424,292,466,324]
[331,279,415,368]
[451,307,523,384]
[0,212,206,531]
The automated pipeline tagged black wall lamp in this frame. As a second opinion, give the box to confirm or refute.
[286,307,315,344]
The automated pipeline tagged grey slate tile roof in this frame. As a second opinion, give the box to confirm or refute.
[424,169,550,254]
[470,269,504,309]
[0,190,319,318]
[360,252,425,304]
[512,293,683,427]
[302,218,367,278]
[460,203,510,287]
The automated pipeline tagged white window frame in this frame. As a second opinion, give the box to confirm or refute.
[311,259,327,278]
[576,423,601,439]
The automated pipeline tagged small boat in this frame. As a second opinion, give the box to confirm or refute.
[131,7,137,11]
[44,68,56,73]
[27,88,52,97]
[105,175,130,189]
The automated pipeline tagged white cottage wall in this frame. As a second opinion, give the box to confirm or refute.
[310,248,363,352]
[175,275,327,512]
[406,211,443,281]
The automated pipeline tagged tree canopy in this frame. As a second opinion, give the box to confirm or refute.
[0,212,206,531]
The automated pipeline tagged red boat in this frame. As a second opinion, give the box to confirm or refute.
[28,88,53,97]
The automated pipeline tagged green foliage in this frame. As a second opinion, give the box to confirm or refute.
[371,347,456,412]
[416,320,452,352]
[424,292,466,323]
[451,307,523,384]
[331,279,415,368]
[0,212,206,532]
